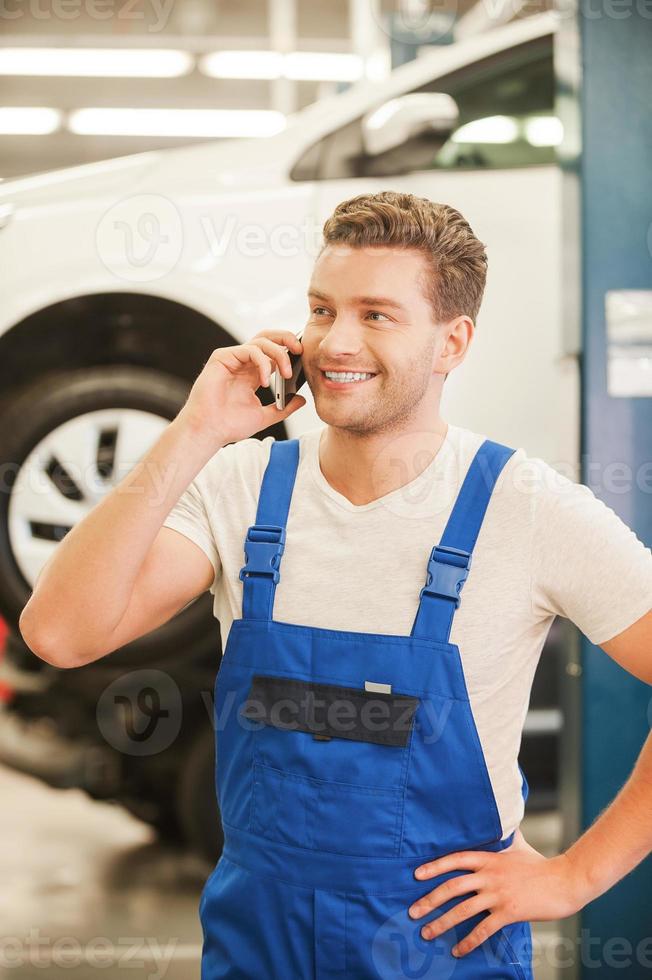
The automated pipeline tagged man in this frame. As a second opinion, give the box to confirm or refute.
[20,191,652,979]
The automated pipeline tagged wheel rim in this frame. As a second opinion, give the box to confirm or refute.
[8,407,169,588]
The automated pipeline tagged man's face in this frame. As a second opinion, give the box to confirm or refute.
[302,244,444,435]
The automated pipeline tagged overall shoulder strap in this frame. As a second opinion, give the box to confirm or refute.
[411,438,516,643]
[239,438,300,621]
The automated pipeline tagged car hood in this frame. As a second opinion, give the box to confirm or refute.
[0,133,292,214]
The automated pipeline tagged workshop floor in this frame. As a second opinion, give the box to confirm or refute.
[0,764,570,979]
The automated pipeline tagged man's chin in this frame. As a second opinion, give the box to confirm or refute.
[312,398,377,431]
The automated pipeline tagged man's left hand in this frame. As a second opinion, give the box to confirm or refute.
[407,829,590,957]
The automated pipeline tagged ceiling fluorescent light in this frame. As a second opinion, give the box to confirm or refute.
[68,108,287,138]
[0,48,193,78]
[0,106,61,134]
[199,50,283,80]
[200,50,363,82]
[284,52,362,81]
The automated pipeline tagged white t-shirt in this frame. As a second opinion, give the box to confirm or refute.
[162,422,652,840]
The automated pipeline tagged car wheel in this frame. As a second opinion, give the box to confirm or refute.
[0,364,214,665]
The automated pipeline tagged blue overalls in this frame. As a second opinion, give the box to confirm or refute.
[199,436,534,979]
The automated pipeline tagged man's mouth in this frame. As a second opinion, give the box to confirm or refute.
[320,369,377,388]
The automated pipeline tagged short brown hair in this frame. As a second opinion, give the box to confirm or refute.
[320,190,488,324]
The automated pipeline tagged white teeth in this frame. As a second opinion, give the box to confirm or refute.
[324,371,374,382]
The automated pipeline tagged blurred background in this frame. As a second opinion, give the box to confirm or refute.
[0,1,650,977]
[0,0,557,178]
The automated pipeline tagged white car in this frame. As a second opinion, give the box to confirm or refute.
[0,9,573,658]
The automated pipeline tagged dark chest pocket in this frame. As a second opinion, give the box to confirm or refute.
[242,674,419,856]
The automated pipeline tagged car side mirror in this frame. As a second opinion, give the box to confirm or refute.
[361,92,459,158]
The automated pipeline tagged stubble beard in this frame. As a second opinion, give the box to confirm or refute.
[307,345,435,438]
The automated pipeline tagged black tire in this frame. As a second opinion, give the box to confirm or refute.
[176,722,223,862]
[122,794,185,844]
[0,365,215,666]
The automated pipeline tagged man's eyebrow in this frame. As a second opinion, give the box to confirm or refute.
[307,288,407,311]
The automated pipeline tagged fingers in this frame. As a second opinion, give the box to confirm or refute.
[250,337,299,379]
[261,394,306,425]
[414,851,486,880]
[450,912,506,957]
[209,342,306,419]
[419,895,492,942]
[251,329,303,353]
[409,873,484,919]
[211,334,303,389]
[214,344,273,387]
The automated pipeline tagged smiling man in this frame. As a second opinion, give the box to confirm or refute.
[21,191,652,979]
[303,241,455,503]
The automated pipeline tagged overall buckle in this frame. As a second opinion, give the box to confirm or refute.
[419,544,472,607]
[239,524,286,584]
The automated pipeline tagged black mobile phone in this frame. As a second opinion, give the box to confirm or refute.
[275,329,306,410]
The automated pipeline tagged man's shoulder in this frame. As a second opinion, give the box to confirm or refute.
[223,426,322,464]
[488,436,593,529]
[454,425,548,471]
[453,426,584,517]
[197,426,322,491]
[193,434,274,495]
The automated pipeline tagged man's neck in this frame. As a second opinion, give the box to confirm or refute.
[318,417,450,507]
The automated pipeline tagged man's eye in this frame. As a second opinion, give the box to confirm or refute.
[310,307,388,320]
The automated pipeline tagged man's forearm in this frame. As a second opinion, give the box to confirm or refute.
[564,726,652,905]
[19,414,223,658]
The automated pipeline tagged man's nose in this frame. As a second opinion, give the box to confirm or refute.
[318,316,363,357]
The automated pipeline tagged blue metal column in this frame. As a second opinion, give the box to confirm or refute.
[561,0,652,974]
